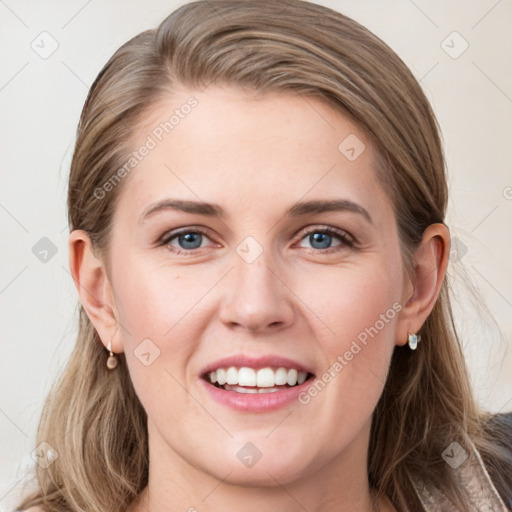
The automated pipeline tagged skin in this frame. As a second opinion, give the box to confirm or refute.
[69,86,450,512]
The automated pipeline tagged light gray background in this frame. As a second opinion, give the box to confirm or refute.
[1,1,511,509]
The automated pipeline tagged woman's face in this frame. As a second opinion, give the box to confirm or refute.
[106,86,411,485]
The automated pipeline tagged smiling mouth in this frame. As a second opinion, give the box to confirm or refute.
[202,366,315,393]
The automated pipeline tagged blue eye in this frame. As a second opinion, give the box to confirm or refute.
[306,232,335,249]
[162,230,210,252]
[160,225,356,255]
[175,232,204,250]
[297,227,355,252]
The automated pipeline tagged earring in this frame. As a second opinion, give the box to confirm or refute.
[408,333,421,350]
[106,340,118,369]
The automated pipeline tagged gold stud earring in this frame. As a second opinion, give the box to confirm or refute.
[106,340,118,369]
[408,333,421,350]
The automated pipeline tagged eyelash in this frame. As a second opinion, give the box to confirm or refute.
[159,225,357,256]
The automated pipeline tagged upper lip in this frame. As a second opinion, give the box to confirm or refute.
[199,354,315,377]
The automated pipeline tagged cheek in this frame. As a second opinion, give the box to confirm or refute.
[112,260,207,419]
[294,256,402,414]
[110,252,212,393]
[294,256,402,348]
[112,250,209,340]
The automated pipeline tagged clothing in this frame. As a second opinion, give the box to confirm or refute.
[412,413,512,511]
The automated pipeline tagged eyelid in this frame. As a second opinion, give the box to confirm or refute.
[295,224,356,244]
[159,224,357,254]
[159,225,216,244]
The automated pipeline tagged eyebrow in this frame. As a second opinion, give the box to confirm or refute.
[139,198,373,225]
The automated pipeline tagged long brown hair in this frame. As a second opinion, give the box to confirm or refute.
[17,1,512,511]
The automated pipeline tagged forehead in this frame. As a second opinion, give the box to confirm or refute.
[114,85,390,225]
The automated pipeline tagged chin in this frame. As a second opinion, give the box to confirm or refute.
[210,460,309,488]
[193,441,316,488]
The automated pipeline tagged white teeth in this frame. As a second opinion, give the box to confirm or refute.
[231,385,258,394]
[238,367,256,386]
[274,367,288,385]
[216,368,227,385]
[256,368,275,387]
[223,384,280,394]
[258,387,279,393]
[226,367,238,385]
[206,366,310,388]
[287,369,298,386]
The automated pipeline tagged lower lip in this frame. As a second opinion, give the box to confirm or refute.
[199,377,314,413]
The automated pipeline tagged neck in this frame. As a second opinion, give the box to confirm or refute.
[128,417,394,512]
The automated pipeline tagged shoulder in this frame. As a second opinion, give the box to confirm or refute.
[497,411,512,428]
[480,411,512,506]
[484,411,512,436]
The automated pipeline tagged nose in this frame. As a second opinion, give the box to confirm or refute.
[219,249,295,333]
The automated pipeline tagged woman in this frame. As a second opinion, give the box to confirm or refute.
[16,1,512,511]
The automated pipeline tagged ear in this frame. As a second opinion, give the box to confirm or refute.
[68,229,123,353]
[395,223,451,347]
